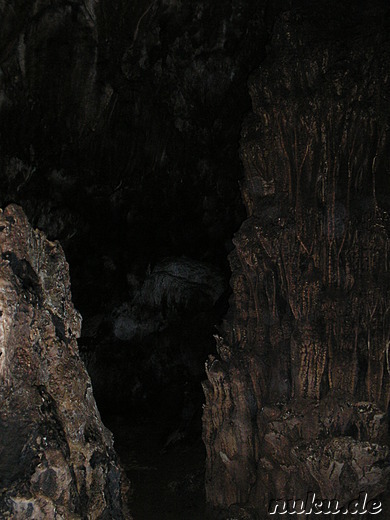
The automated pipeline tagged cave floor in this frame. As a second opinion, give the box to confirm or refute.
[106,414,208,520]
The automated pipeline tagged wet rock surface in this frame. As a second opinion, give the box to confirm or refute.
[0,205,130,519]
[203,2,390,518]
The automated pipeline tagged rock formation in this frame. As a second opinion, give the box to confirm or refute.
[203,2,390,517]
[0,0,269,426]
[2,0,390,517]
[82,256,226,420]
[0,205,130,519]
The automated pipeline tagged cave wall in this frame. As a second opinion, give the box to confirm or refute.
[3,0,390,516]
[0,205,129,519]
[203,1,390,517]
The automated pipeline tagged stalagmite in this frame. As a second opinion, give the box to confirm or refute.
[203,3,390,517]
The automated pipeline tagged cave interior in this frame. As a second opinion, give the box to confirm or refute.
[1,0,390,519]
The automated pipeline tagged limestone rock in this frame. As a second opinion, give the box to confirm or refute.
[0,205,130,519]
[203,2,390,517]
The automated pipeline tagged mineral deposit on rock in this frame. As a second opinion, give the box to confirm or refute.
[203,3,390,517]
[0,204,130,519]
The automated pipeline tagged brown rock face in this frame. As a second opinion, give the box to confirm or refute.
[0,205,130,519]
[203,3,390,517]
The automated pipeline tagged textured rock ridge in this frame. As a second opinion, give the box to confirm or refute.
[0,205,130,519]
[203,2,390,517]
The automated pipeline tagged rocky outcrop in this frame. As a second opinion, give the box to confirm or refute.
[0,205,130,519]
[203,2,390,517]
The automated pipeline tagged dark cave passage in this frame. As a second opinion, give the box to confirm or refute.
[2,1,390,519]
[0,1,271,518]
